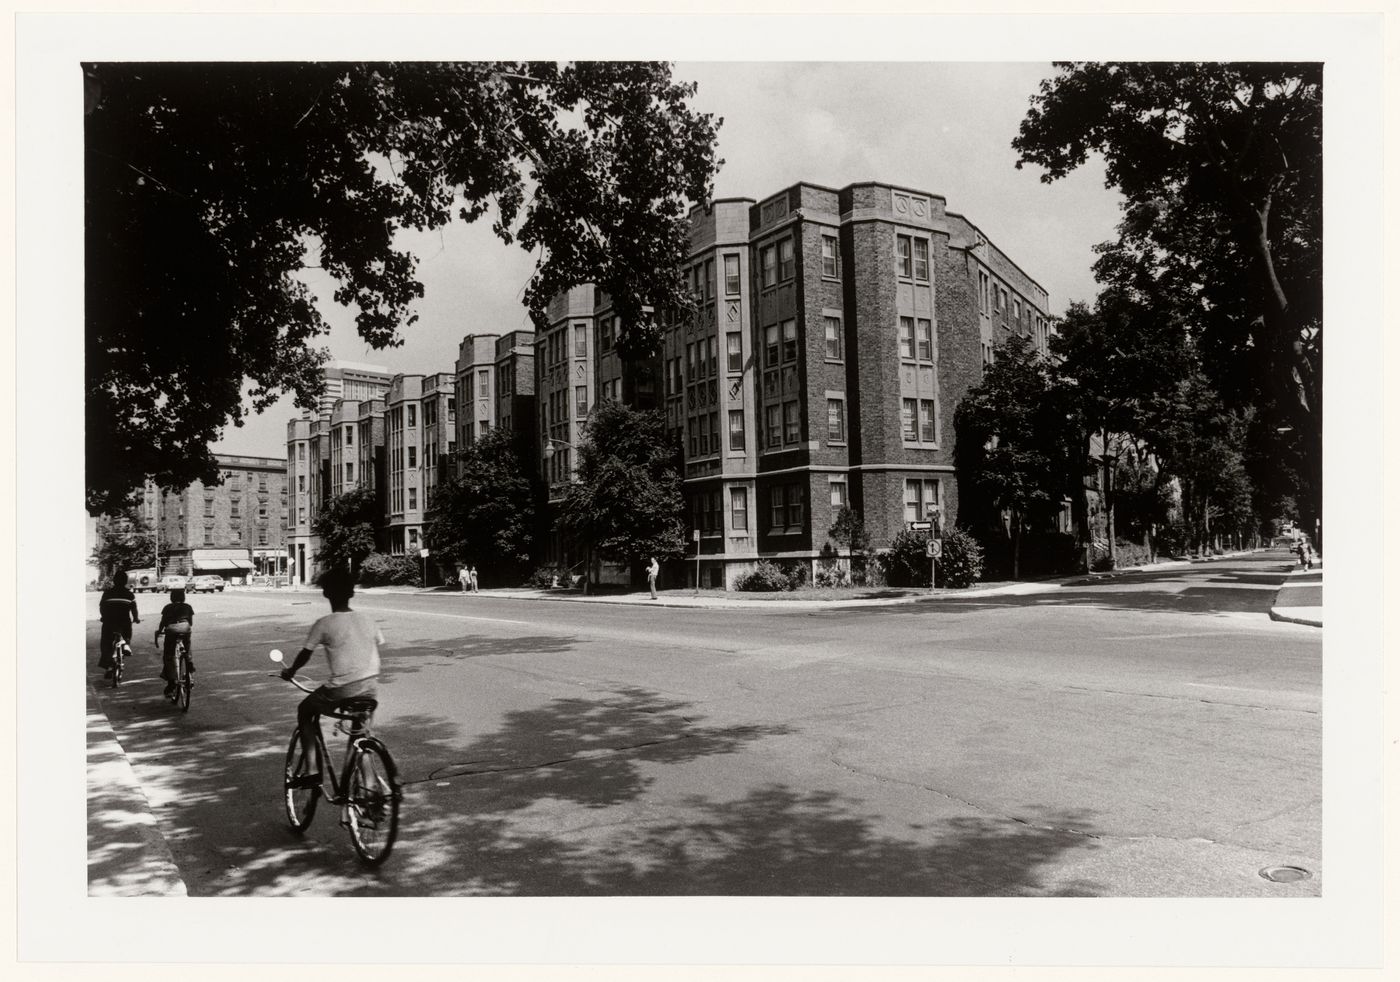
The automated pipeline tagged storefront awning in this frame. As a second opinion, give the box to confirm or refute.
[193,559,255,573]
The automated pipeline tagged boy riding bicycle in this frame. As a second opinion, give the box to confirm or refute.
[154,586,196,699]
[98,570,140,677]
[280,568,382,784]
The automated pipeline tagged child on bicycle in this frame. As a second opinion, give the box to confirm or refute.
[98,570,140,677]
[154,586,195,698]
[280,567,383,783]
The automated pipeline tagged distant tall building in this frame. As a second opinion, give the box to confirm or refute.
[453,333,499,456]
[147,454,289,578]
[313,360,395,417]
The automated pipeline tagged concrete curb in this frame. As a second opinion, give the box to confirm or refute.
[1269,607,1323,628]
[87,684,187,897]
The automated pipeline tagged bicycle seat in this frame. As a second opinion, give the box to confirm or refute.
[324,697,378,721]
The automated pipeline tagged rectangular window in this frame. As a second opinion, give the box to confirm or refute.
[765,324,779,367]
[830,480,848,511]
[345,463,354,484]
[298,506,306,525]
[479,420,490,437]
[698,416,709,455]
[298,475,306,492]
[409,527,419,548]
[778,238,795,281]
[901,399,917,441]
[761,245,776,287]
[782,319,797,362]
[710,413,720,455]
[448,397,456,421]
[707,336,718,377]
[704,259,715,300]
[770,486,786,530]
[917,319,933,360]
[689,419,699,457]
[904,480,921,523]
[821,235,839,277]
[686,342,696,381]
[824,316,843,361]
[575,385,588,418]
[478,370,489,398]
[726,333,743,372]
[766,405,782,448]
[1013,298,1022,331]
[897,235,912,278]
[899,317,915,359]
[728,409,745,451]
[345,427,353,446]
[408,445,418,468]
[574,323,587,358]
[408,487,418,510]
[724,254,741,295]
[827,399,846,443]
[919,400,937,443]
[979,271,990,314]
[408,405,417,427]
[731,487,748,531]
[787,484,805,529]
[913,238,929,281]
[298,444,305,461]
[783,401,800,444]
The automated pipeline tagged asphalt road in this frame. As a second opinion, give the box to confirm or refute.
[87,552,1321,897]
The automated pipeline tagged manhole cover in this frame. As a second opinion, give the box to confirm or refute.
[1259,865,1312,883]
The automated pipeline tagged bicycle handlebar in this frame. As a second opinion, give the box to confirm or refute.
[269,672,317,694]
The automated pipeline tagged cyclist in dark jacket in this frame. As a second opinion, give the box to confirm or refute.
[98,570,140,677]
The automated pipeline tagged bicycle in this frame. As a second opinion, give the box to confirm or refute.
[157,629,194,712]
[269,650,401,865]
[106,635,133,688]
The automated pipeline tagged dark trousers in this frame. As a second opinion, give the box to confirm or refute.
[98,624,132,668]
[295,678,378,772]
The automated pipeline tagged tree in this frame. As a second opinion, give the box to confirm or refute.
[557,401,685,587]
[424,428,541,582]
[85,61,722,514]
[92,507,156,583]
[1014,62,1321,545]
[828,505,874,584]
[954,336,1067,579]
[311,485,379,577]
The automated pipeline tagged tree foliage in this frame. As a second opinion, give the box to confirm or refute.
[557,401,685,577]
[92,507,156,583]
[85,61,722,513]
[1014,61,1321,540]
[424,427,541,579]
[311,485,379,575]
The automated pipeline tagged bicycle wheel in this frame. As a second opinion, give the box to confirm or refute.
[111,642,124,688]
[345,739,400,865]
[176,643,192,713]
[283,729,320,832]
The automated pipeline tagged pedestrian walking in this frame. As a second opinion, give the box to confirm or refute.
[1295,540,1307,570]
[1304,540,1314,571]
[470,565,479,594]
[458,566,470,593]
[647,556,660,600]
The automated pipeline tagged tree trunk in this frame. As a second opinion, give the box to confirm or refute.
[1102,431,1116,569]
[1012,510,1022,580]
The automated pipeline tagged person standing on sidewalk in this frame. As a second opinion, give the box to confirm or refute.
[647,556,660,600]
[470,565,480,594]
[458,566,470,593]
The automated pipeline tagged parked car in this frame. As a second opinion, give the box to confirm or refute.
[190,575,225,593]
[158,575,187,593]
[127,568,160,592]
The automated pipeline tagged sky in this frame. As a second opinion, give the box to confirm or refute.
[212,61,1124,459]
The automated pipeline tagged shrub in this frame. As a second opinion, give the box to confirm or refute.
[781,561,810,589]
[526,566,573,588]
[1113,539,1153,570]
[884,529,933,586]
[734,560,793,592]
[357,553,422,587]
[1154,523,1190,558]
[936,527,984,588]
[813,564,851,589]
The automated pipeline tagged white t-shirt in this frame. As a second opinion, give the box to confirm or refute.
[303,610,383,688]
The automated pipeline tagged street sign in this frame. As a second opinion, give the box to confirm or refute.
[692,529,701,542]
[909,521,932,531]
[926,540,942,559]
[419,548,430,558]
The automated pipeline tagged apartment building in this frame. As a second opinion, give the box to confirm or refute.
[535,285,596,501]
[494,329,537,442]
[454,333,499,456]
[150,454,289,579]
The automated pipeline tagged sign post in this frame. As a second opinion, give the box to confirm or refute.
[692,529,701,595]
[925,537,942,591]
[419,548,430,587]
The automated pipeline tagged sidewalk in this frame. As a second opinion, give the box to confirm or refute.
[87,684,186,896]
[1270,564,1323,627]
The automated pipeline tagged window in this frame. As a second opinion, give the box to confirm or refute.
[478,370,489,398]
[917,319,933,360]
[448,397,456,421]
[704,259,715,300]
[830,480,848,512]
[827,399,846,443]
[913,238,929,281]
[726,333,743,372]
[408,487,418,510]
[979,270,990,314]
[574,323,587,358]
[904,479,941,523]
[407,446,417,468]
[345,463,354,484]
[761,245,776,287]
[999,287,1009,325]
[766,405,781,448]
[575,385,588,418]
[787,484,805,529]
[731,487,748,531]
[896,235,912,278]
[901,399,917,441]
[783,401,800,444]
[707,336,718,377]
[258,529,268,546]
[203,497,214,517]
[728,409,745,451]
[205,528,215,546]
[919,400,937,443]
[770,486,787,530]
[408,405,417,427]
[298,475,306,492]
[686,342,696,381]
[824,316,843,360]
[1013,298,1022,331]
[765,324,779,367]
[697,416,709,455]
[899,317,915,359]
[782,320,797,362]
[345,427,353,446]
[778,238,795,281]
[259,505,268,519]
[298,506,306,525]
[688,419,698,457]
[724,254,741,295]
[709,413,720,456]
[821,235,840,277]
[479,420,490,438]
[408,528,419,548]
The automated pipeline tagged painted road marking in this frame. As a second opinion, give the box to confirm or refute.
[1101,632,1238,641]
[365,606,529,626]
